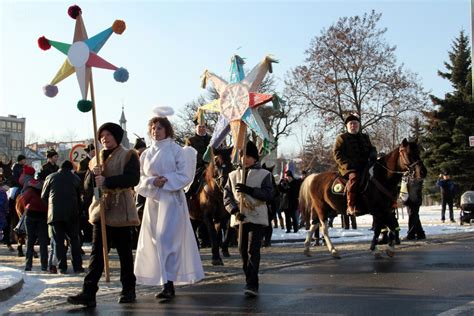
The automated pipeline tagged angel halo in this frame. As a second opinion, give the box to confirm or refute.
[152,106,175,118]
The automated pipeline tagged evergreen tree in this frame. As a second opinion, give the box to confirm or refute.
[422,31,474,199]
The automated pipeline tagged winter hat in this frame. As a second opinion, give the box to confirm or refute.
[23,165,36,176]
[245,141,259,162]
[84,143,95,153]
[61,160,74,170]
[344,113,360,125]
[286,170,294,178]
[17,154,26,162]
[46,148,58,158]
[133,137,146,150]
[98,122,124,144]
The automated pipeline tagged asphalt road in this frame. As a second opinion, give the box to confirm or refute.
[31,234,474,316]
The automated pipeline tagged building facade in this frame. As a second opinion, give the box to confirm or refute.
[0,115,26,163]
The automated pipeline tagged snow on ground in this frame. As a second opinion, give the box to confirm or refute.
[271,205,474,243]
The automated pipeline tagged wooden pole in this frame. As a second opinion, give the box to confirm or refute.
[89,71,110,282]
[238,135,247,249]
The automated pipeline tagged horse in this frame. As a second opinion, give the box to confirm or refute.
[299,138,427,258]
[188,147,233,265]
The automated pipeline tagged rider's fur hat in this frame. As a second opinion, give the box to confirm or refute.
[344,113,360,125]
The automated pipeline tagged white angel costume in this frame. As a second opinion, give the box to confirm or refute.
[134,138,204,285]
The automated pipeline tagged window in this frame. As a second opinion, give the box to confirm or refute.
[17,123,23,132]
[6,122,11,130]
[0,135,6,146]
[0,121,5,130]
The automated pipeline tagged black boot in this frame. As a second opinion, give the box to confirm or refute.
[155,281,175,299]
[118,288,136,303]
[17,245,24,257]
[395,230,401,245]
[67,291,96,307]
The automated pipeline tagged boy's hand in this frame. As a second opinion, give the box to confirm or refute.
[235,183,253,195]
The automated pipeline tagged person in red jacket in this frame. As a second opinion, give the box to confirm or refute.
[16,178,48,271]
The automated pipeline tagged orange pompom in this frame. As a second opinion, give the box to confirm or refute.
[112,20,126,34]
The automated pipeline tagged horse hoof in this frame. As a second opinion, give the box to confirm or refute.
[303,248,311,257]
[212,259,224,266]
[222,250,230,258]
[331,250,341,259]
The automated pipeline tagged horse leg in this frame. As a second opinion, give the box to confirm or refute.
[385,213,399,258]
[320,219,340,259]
[204,216,223,266]
[303,223,318,257]
[370,215,383,258]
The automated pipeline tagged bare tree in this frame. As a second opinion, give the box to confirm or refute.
[285,11,428,143]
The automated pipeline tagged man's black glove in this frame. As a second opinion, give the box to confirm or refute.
[235,183,254,195]
[231,208,246,221]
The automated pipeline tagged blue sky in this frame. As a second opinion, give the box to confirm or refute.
[0,0,470,155]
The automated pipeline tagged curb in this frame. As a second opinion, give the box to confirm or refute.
[0,266,24,302]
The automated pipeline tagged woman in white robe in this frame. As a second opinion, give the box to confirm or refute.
[134,116,204,299]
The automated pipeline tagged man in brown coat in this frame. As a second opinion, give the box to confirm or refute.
[333,114,376,215]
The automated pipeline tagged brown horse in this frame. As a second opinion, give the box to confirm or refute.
[299,139,427,258]
[188,147,233,265]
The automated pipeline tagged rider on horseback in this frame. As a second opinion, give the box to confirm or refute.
[333,113,377,216]
[185,121,211,199]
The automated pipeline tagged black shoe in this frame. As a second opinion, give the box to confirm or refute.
[118,289,136,303]
[74,267,85,273]
[67,292,96,307]
[24,267,31,271]
[155,281,175,299]
[405,235,416,241]
[417,233,426,240]
[244,286,258,297]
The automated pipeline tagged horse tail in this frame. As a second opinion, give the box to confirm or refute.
[299,174,317,228]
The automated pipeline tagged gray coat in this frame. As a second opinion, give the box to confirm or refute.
[41,169,82,224]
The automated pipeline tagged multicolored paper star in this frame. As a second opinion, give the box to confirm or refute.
[38,5,129,112]
[200,55,277,154]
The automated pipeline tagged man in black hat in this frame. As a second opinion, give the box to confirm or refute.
[38,149,59,181]
[76,144,96,248]
[68,122,140,307]
[223,140,274,297]
[12,154,27,187]
[78,144,95,176]
[185,123,212,247]
[333,113,377,216]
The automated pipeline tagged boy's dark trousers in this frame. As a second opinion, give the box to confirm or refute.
[239,223,263,290]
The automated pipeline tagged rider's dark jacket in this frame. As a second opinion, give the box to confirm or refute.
[333,132,377,176]
[186,133,210,169]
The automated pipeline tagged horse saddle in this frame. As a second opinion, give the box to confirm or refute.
[331,168,371,196]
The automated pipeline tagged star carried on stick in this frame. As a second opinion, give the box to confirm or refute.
[199,55,278,160]
[38,5,129,112]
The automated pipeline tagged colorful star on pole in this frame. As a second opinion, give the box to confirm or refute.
[38,5,129,112]
[200,55,277,157]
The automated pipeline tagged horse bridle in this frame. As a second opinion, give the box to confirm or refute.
[375,145,422,178]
